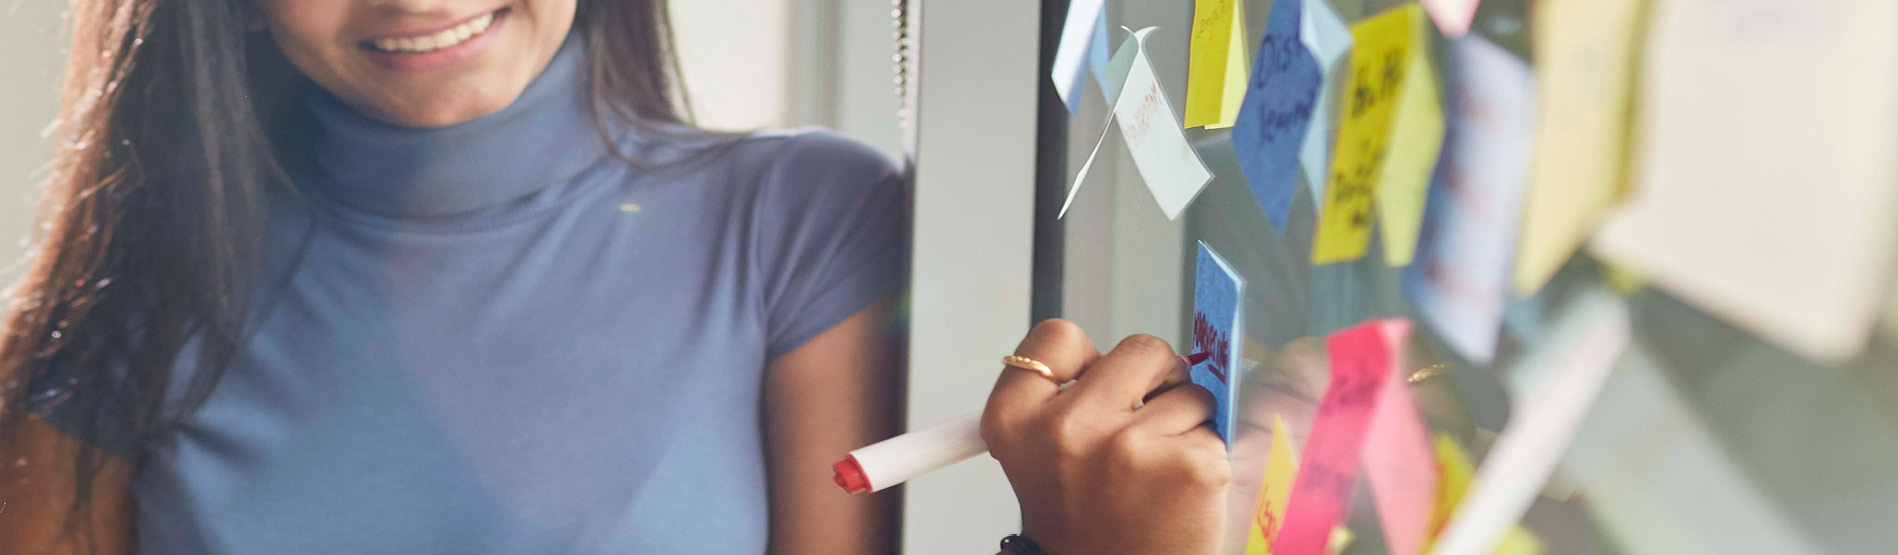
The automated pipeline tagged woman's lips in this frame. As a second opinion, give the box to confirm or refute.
[359,9,508,72]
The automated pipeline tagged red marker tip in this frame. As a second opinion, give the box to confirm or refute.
[1181,352,1211,366]
[832,455,872,494]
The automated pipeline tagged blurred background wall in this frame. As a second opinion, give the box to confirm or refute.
[0,0,905,283]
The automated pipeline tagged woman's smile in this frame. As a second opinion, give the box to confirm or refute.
[359,8,509,72]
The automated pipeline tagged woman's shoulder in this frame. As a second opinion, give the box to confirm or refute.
[729,127,905,191]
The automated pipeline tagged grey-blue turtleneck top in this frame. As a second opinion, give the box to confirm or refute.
[57,36,907,554]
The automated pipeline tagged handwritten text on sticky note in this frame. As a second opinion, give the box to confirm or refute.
[1246,414,1302,555]
[1273,319,1408,554]
[1193,242,1247,443]
[1232,0,1323,232]
[1117,28,1215,220]
[1312,5,1443,266]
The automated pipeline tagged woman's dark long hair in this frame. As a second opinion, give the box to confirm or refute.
[0,0,690,536]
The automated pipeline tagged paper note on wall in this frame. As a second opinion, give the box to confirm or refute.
[1273,319,1408,555]
[1490,528,1544,555]
[1403,36,1537,367]
[1301,0,1353,212]
[1116,28,1216,220]
[1362,360,1440,555]
[1421,0,1482,37]
[1052,0,1110,113]
[1312,4,1444,266]
[1194,242,1246,443]
[1511,0,1646,294]
[1428,434,1475,543]
[1590,0,1898,363]
[1186,0,1251,128]
[1246,414,1302,555]
[1231,0,1323,231]
[1563,339,1824,554]
[1428,291,1628,555]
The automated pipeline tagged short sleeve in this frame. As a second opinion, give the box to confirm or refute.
[753,131,910,360]
[26,360,142,457]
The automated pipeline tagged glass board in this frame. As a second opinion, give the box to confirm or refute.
[1035,0,1898,553]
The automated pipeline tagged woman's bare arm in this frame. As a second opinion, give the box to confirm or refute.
[0,416,135,555]
[764,296,902,555]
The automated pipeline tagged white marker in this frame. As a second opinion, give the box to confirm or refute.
[833,353,1210,494]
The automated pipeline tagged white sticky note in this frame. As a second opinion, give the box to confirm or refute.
[1403,36,1537,366]
[1565,340,1825,555]
[1428,290,1630,555]
[1053,0,1110,113]
[1299,0,1353,211]
[1591,0,1898,363]
[1115,27,1214,221]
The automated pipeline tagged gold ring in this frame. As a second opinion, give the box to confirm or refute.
[1001,355,1061,384]
[1407,362,1453,384]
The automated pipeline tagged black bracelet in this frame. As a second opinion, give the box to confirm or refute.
[999,534,1050,555]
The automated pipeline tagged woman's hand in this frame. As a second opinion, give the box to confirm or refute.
[981,320,1230,555]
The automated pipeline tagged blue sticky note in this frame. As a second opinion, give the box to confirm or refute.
[1192,242,1245,446]
[1089,10,1112,96]
[1230,0,1324,232]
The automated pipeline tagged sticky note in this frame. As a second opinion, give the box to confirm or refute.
[1245,414,1301,555]
[1231,0,1323,232]
[1117,28,1216,220]
[1185,0,1249,129]
[1311,4,1444,266]
[1052,0,1110,113]
[1421,0,1482,38]
[1427,434,1474,544]
[1363,364,1440,555]
[1590,0,1898,363]
[1489,527,1543,555]
[1428,291,1628,555]
[1562,339,1825,554]
[1511,0,1645,294]
[1273,319,1409,555]
[1193,242,1246,443]
[1060,33,1144,219]
[1402,36,1537,367]
[1300,0,1353,212]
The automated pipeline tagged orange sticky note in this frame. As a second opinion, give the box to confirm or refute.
[1312,4,1443,266]
[1246,414,1301,555]
[1185,0,1250,128]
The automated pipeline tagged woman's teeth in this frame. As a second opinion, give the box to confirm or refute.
[370,12,495,54]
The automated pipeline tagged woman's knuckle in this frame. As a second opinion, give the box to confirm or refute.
[1116,333,1174,356]
[1030,318,1088,347]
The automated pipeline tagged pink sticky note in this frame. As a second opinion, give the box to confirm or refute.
[1362,346,1440,555]
[1421,0,1481,37]
[1271,320,1406,555]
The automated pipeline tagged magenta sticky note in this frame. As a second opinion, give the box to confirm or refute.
[1271,319,1408,555]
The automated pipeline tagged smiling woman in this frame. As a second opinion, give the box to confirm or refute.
[0,0,904,554]
[256,1,578,126]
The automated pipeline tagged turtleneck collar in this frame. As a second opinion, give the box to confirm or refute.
[299,34,608,217]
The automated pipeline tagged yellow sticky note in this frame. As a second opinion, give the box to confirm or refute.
[1185,0,1250,129]
[1512,0,1647,294]
[1428,434,1475,541]
[1491,526,1546,555]
[1312,4,1443,266]
[1245,415,1301,555]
